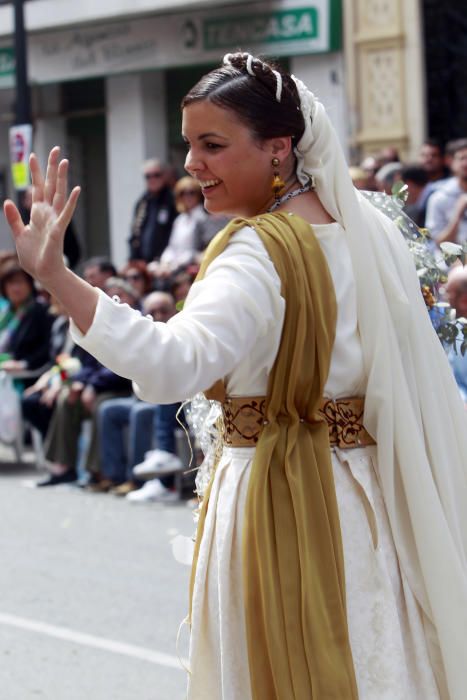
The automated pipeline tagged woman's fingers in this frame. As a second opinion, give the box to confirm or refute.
[53,158,69,214]
[56,186,81,233]
[3,200,25,238]
[44,147,61,205]
[30,153,45,203]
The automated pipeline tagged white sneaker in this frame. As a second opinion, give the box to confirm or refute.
[133,449,184,480]
[126,479,178,503]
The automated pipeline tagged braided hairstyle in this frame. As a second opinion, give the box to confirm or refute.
[181,52,305,145]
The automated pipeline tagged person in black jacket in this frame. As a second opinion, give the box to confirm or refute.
[0,261,53,375]
[128,159,177,262]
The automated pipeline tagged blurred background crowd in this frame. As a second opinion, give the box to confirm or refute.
[0,135,467,502]
[0,162,233,500]
[0,0,466,503]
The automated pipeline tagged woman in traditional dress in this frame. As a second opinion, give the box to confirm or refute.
[4,53,467,699]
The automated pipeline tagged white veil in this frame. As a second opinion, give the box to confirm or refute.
[292,76,467,699]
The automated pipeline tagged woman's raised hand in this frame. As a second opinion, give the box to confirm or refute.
[3,147,80,286]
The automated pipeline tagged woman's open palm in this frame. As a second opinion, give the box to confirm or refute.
[3,147,80,285]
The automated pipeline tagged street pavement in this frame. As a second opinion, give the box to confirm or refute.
[0,446,195,700]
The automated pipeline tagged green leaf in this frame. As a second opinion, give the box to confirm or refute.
[392,182,409,202]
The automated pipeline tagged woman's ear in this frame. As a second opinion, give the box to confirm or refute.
[269,136,293,161]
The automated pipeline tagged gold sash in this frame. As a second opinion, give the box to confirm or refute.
[190,213,358,699]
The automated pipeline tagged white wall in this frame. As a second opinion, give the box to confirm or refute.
[105,71,168,267]
[291,53,348,157]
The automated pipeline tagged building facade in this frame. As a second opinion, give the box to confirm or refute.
[0,0,345,262]
[0,0,465,264]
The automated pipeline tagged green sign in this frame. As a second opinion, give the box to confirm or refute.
[203,8,318,50]
[0,48,15,77]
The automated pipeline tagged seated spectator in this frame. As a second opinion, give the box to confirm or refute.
[425,138,467,246]
[80,257,117,289]
[96,291,182,499]
[21,297,75,438]
[38,286,136,487]
[401,164,429,227]
[119,260,153,299]
[171,271,195,305]
[0,260,53,377]
[104,276,141,307]
[151,177,207,278]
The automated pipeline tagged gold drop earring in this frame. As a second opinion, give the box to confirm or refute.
[271,157,286,202]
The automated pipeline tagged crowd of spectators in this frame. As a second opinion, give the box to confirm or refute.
[351,137,467,243]
[0,157,231,502]
[1,141,467,498]
[352,136,467,405]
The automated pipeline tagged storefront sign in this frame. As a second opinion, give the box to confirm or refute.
[24,0,340,85]
[203,8,318,50]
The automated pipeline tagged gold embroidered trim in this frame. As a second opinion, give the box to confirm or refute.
[318,397,375,448]
[220,395,375,449]
[222,396,266,447]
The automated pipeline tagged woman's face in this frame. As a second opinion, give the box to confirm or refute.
[177,186,202,213]
[4,273,33,308]
[182,101,274,217]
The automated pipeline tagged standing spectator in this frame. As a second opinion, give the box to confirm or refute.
[377,146,400,166]
[359,156,380,191]
[401,164,429,227]
[128,159,177,262]
[444,266,467,405]
[419,139,450,184]
[348,167,369,190]
[425,138,467,245]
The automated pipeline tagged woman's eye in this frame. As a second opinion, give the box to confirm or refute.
[206,143,222,150]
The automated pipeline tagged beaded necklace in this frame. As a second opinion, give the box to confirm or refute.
[267,181,313,212]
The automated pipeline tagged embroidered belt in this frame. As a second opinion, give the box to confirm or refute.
[221,395,376,449]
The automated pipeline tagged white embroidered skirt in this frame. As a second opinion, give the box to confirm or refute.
[187,445,440,700]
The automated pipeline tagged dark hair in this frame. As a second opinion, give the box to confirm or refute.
[446,138,467,157]
[82,257,117,277]
[422,138,444,155]
[181,53,305,144]
[401,164,429,187]
[0,261,35,298]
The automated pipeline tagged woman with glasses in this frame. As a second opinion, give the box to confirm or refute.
[151,176,207,279]
[128,158,178,263]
